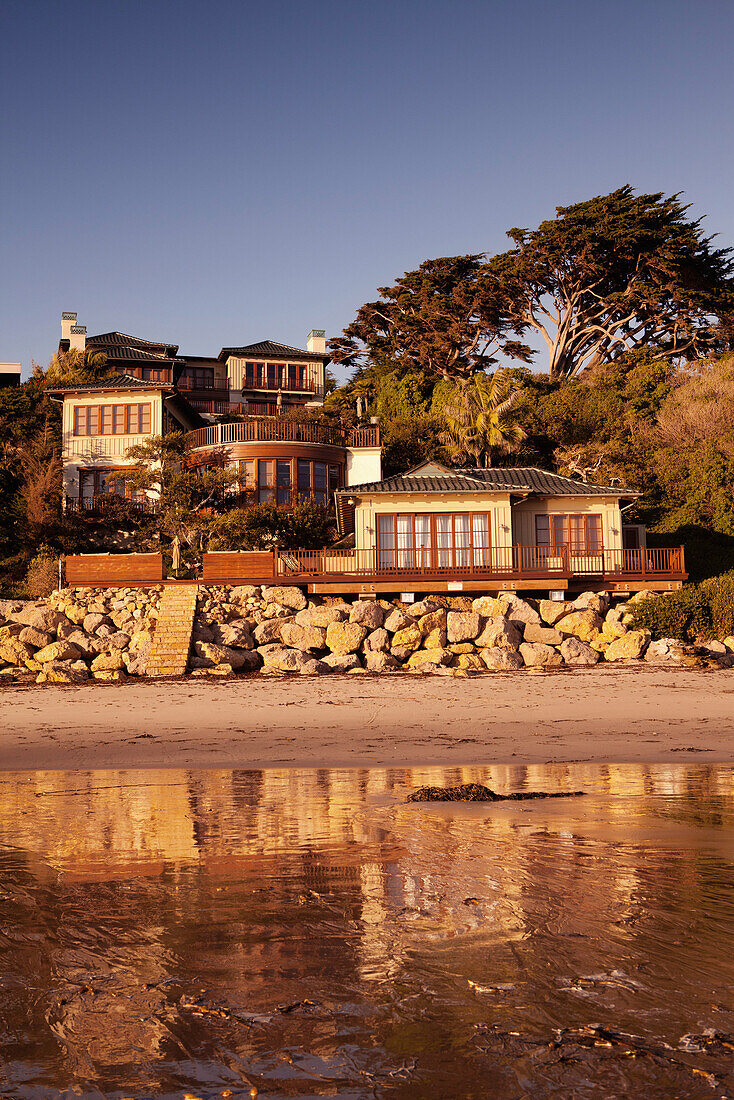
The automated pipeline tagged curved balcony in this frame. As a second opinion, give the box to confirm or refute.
[186,418,380,451]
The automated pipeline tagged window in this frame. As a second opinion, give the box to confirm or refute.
[179,367,214,390]
[328,465,340,495]
[72,403,152,436]
[282,363,307,390]
[244,362,264,388]
[297,459,312,499]
[142,368,169,383]
[78,468,142,501]
[238,459,256,490]
[535,514,603,553]
[277,460,292,505]
[376,512,492,570]
[258,460,274,502]
[313,462,327,505]
[266,363,279,389]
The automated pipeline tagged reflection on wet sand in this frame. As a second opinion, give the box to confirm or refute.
[0,763,733,1097]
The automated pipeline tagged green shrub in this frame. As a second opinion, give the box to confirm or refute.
[23,546,59,598]
[208,500,335,551]
[630,571,734,641]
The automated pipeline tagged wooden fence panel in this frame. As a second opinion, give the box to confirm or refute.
[202,551,275,583]
[64,553,164,586]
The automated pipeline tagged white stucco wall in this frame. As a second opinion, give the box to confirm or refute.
[346,447,382,487]
[61,389,164,497]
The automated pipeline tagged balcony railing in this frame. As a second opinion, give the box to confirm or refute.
[64,494,159,517]
[186,419,381,451]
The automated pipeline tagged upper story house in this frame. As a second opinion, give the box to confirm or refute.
[50,313,381,512]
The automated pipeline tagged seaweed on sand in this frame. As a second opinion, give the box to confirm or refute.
[407,782,585,803]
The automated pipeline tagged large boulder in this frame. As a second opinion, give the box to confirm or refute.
[554,609,603,642]
[423,625,448,649]
[479,647,524,671]
[384,608,415,633]
[349,601,384,630]
[523,623,563,645]
[475,619,521,650]
[37,662,89,684]
[195,641,252,671]
[279,622,327,652]
[64,629,106,657]
[644,638,698,666]
[446,611,481,644]
[474,594,540,627]
[322,653,362,672]
[406,647,453,668]
[418,608,447,636]
[573,591,610,614]
[604,630,650,662]
[364,651,401,672]
[260,586,308,611]
[298,605,349,628]
[363,628,390,653]
[298,659,331,675]
[560,636,600,666]
[83,612,112,634]
[18,626,55,649]
[391,623,423,651]
[90,650,126,672]
[34,640,82,664]
[407,599,442,618]
[271,648,314,673]
[325,621,369,655]
[538,599,573,626]
[454,652,485,671]
[216,620,255,649]
[601,618,627,641]
[519,642,563,667]
[14,606,66,632]
[253,617,292,645]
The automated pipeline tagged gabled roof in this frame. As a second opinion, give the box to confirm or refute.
[47,372,174,395]
[218,339,328,362]
[339,461,638,497]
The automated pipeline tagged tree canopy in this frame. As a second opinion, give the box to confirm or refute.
[328,255,532,382]
[487,186,734,379]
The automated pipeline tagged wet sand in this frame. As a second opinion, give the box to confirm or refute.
[0,665,732,770]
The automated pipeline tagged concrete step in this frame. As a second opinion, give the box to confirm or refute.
[146,584,199,677]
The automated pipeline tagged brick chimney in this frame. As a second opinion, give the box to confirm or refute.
[307,329,326,355]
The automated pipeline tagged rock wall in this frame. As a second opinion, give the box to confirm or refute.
[1,585,731,685]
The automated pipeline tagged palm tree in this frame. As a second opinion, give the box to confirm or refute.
[438,368,526,467]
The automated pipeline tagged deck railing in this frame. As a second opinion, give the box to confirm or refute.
[186,419,380,451]
[274,545,686,582]
[64,495,158,517]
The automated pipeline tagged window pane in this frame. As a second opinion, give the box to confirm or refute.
[535,515,550,546]
[378,514,395,568]
[415,514,432,567]
[277,460,292,505]
[87,407,99,435]
[239,459,255,489]
[588,514,603,551]
[266,364,278,389]
[259,460,274,502]
[100,406,113,435]
[73,407,84,435]
[472,514,490,566]
[113,405,125,434]
[80,470,95,498]
[313,462,327,505]
[569,515,585,552]
[436,514,452,568]
[397,514,413,567]
[328,465,340,493]
[139,404,151,433]
[297,459,311,498]
[455,514,471,567]
[553,515,567,547]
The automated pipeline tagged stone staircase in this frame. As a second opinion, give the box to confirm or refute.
[146,585,199,677]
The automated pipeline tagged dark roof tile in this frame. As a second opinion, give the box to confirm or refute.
[218,339,328,362]
[340,465,637,497]
[47,372,174,394]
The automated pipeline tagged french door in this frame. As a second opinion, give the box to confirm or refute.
[377,513,491,571]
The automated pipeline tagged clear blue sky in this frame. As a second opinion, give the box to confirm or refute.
[2,0,733,381]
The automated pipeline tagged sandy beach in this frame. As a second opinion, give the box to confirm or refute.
[0,665,731,770]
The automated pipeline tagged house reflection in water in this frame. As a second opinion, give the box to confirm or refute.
[0,764,733,1096]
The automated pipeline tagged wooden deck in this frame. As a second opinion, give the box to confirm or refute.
[202,545,687,595]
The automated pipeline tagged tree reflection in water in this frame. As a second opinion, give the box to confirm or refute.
[0,763,732,1098]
